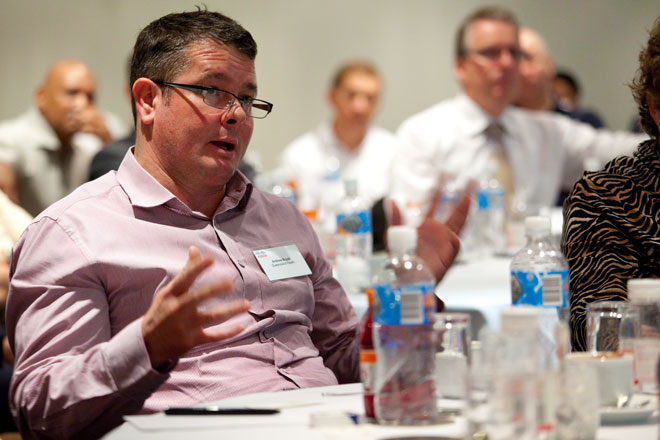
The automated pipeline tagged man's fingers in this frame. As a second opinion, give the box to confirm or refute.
[199,299,251,328]
[386,198,403,226]
[167,246,213,297]
[202,324,246,344]
[424,190,443,220]
[445,191,471,236]
[188,278,235,305]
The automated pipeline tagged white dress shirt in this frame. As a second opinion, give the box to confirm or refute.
[280,122,397,211]
[0,190,31,260]
[391,94,647,214]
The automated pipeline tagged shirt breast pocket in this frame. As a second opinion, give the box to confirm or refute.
[260,273,315,316]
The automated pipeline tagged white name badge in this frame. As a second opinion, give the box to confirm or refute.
[252,244,312,281]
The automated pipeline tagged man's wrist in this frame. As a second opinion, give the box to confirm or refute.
[152,357,178,374]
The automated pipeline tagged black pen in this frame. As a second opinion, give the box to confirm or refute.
[165,407,280,416]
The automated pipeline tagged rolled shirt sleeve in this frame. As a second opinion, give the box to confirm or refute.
[7,217,169,439]
[307,233,359,384]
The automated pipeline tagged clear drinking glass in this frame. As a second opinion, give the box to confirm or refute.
[586,301,634,353]
[434,312,471,403]
[465,329,537,440]
[555,362,600,440]
[465,369,537,440]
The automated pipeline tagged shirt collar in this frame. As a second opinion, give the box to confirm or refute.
[27,107,106,154]
[116,147,253,216]
[26,108,62,151]
[318,121,365,156]
[456,93,512,138]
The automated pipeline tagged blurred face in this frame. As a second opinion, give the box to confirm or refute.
[330,70,381,130]
[517,28,555,109]
[455,19,520,116]
[37,62,97,140]
[149,40,255,195]
[552,77,578,110]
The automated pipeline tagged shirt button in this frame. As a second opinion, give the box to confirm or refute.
[238,260,246,268]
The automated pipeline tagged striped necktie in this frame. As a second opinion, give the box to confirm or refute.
[484,122,514,211]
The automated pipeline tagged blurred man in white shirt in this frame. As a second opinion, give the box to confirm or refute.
[280,61,397,214]
[391,6,646,223]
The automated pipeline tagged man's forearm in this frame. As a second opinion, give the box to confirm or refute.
[12,320,167,439]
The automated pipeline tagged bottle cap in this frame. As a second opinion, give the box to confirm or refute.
[500,306,541,333]
[344,179,358,197]
[365,287,374,307]
[524,216,551,236]
[387,225,417,255]
[302,210,317,222]
[627,278,660,303]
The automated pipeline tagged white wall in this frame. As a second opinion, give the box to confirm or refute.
[1,0,656,170]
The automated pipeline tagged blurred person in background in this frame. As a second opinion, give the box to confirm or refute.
[515,27,556,113]
[514,27,611,205]
[279,61,396,211]
[279,61,397,250]
[0,60,126,216]
[0,188,31,433]
[391,6,645,228]
[553,69,606,129]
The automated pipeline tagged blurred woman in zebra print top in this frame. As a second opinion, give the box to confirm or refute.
[561,16,660,351]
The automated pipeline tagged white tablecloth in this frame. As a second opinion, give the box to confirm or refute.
[435,256,512,337]
[103,383,659,439]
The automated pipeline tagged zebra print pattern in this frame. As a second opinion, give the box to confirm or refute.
[561,139,660,351]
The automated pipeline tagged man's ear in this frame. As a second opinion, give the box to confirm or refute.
[133,78,159,125]
[327,87,338,108]
[454,57,466,84]
[35,86,46,113]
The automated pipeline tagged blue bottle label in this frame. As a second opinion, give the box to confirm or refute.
[511,269,569,307]
[374,282,435,325]
[337,210,372,235]
[477,188,505,211]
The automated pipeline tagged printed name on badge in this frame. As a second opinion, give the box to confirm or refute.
[252,244,312,281]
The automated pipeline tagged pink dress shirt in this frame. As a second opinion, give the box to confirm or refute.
[6,150,359,439]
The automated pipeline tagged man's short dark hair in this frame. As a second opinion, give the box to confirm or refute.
[330,60,380,89]
[630,16,660,139]
[455,5,519,58]
[130,8,257,122]
[555,70,580,97]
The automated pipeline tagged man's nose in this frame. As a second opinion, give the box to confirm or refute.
[221,100,248,125]
[498,50,518,68]
[72,92,92,109]
[351,95,371,114]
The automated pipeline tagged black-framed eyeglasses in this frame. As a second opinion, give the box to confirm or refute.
[466,47,522,61]
[153,80,273,119]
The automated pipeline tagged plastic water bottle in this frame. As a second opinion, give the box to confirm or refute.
[510,216,569,311]
[510,216,569,367]
[627,279,660,394]
[372,225,437,425]
[360,288,376,420]
[335,179,372,296]
[477,165,506,256]
[509,217,570,439]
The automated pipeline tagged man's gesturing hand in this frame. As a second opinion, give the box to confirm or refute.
[141,246,250,369]
[415,190,470,284]
[388,189,471,284]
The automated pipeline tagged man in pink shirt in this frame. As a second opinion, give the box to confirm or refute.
[7,9,361,439]
[6,9,469,440]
